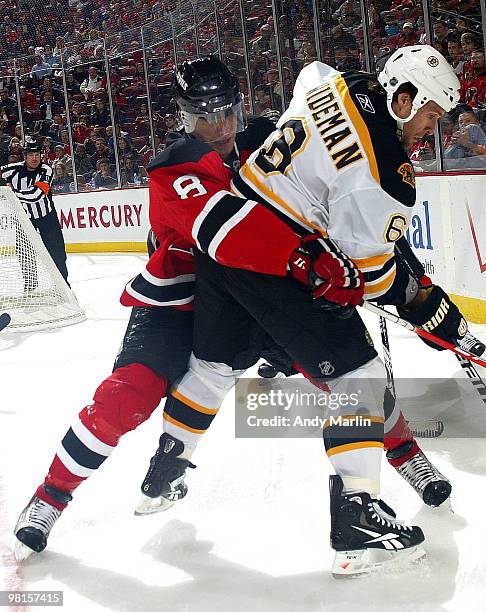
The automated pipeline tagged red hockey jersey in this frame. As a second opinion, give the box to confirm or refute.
[121,117,300,309]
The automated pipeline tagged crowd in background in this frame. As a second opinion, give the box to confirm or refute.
[0,0,485,192]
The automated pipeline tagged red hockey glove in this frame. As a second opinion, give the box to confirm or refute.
[288,234,364,311]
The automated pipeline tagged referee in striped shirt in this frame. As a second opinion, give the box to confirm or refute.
[1,138,69,284]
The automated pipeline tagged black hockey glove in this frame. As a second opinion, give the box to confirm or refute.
[397,285,468,351]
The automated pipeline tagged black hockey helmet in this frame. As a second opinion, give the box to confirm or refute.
[23,138,41,153]
[173,55,245,134]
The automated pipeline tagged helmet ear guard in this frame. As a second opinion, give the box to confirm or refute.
[378,45,461,124]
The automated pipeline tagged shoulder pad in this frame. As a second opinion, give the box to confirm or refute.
[147,137,213,173]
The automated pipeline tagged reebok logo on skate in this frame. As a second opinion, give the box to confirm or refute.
[352,526,404,550]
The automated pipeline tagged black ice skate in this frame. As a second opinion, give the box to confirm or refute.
[135,433,195,515]
[14,485,71,562]
[387,440,451,507]
[330,475,425,577]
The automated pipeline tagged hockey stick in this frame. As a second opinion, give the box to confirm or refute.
[0,313,11,332]
[380,316,396,396]
[363,301,486,368]
[379,314,444,438]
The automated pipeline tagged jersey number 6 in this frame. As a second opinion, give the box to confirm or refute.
[254,118,310,176]
[384,213,408,242]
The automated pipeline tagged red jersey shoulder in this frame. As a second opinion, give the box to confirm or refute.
[147,137,213,173]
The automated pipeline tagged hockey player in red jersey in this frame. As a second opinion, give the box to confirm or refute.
[12,60,287,562]
[134,50,481,575]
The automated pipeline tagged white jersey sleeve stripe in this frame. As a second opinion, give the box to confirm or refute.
[141,268,195,286]
[207,200,258,259]
[191,190,232,250]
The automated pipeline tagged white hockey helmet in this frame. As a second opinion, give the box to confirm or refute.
[378,45,460,124]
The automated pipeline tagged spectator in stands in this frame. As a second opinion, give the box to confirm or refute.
[83,28,102,53]
[93,158,117,189]
[51,161,72,193]
[70,102,84,125]
[388,22,420,48]
[30,54,53,80]
[120,152,147,186]
[52,143,73,174]
[39,91,62,121]
[117,135,135,166]
[19,85,38,111]
[38,76,63,103]
[63,23,83,46]
[251,24,276,56]
[0,88,16,115]
[47,113,66,142]
[455,16,469,37]
[433,19,451,58]
[40,136,56,163]
[14,123,23,140]
[43,44,57,67]
[445,109,486,162]
[73,143,94,177]
[448,38,466,76]
[91,98,110,127]
[461,32,480,62]
[73,116,91,145]
[65,72,81,97]
[106,124,129,150]
[73,64,88,85]
[460,48,486,108]
[89,136,113,167]
[163,113,179,133]
[383,12,400,39]
[80,66,104,100]
[53,36,72,65]
[9,137,24,161]
[60,130,71,154]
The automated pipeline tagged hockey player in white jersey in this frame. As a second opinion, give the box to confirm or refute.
[136,46,473,576]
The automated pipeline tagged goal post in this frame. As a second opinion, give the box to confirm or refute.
[0,185,86,332]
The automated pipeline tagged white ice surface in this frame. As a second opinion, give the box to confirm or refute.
[1,253,486,612]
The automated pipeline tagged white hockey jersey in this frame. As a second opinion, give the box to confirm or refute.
[232,62,417,300]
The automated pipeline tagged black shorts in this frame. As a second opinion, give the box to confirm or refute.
[113,307,194,384]
[192,252,377,379]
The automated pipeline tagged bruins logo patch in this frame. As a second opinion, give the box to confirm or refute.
[397,162,416,188]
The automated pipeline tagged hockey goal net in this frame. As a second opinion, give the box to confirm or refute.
[0,186,85,332]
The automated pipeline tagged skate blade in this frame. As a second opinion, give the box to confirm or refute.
[332,544,426,578]
[134,494,174,516]
[14,539,35,563]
